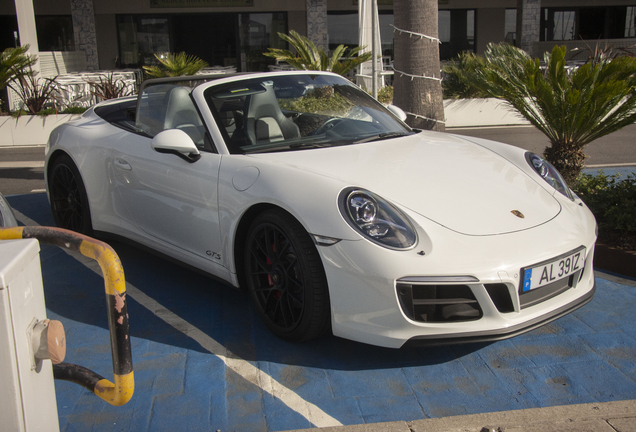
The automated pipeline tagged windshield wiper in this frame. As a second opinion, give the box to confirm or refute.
[243,140,333,154]
[353,132,412,144]
[289,142,337,150]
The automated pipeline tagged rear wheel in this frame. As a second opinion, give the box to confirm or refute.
[244,210,330,342]
[49,154,93,235]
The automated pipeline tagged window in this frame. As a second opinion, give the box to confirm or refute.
[117,15,171,68]
[136,84,207,150]
[627,7,636,37]
[238,13,287,72]
[439,9,475,60]
[0,16,18,51]
[36,16,74,51]
[545,9,576,41]
[327,11,395,60]
[505,9,516,44]
[117,13,286,71]
[541,6,636,41]
[439,11,451,43]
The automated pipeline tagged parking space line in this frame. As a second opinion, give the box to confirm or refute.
[61,243,342,429]
[11,205,342,428]
[0,161,45,168]
[125,282,342,428]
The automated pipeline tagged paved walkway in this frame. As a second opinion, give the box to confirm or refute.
[5,192,636,432]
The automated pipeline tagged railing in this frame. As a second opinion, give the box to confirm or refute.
[0,226,134,406]
[533,38,636,60]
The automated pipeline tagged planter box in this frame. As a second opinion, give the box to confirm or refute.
[594,243,636,279]
[0,114,82,147]
[444,98,530,128]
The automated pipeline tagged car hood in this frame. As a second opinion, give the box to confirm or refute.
[249,131,561,236]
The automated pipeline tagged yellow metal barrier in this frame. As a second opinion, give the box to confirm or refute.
[0,226,134,406]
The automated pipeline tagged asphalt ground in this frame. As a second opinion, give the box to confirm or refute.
[449,124,636,168]
[2,125,636,431]
[3,185,636,432]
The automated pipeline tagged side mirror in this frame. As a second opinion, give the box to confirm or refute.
[151,129,201,162]
[386,104,408,122]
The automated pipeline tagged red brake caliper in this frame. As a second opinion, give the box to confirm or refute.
[267,241,281,299]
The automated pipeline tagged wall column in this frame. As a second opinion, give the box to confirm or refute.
[13,0,40,74]
[516,0,541,57]
[306,0,328,50]
[71,0,99,70]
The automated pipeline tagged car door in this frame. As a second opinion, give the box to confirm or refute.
[110,134,223,265]
[109,84,225,267]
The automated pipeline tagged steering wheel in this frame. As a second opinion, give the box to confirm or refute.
[311,117,343,136]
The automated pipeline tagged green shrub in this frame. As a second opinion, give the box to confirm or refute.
[573,171,636,247]
[62,106,88,114]
[361,85,393,104]
[278,87,353,116]
[88,73,136,100]
[36,107,58,116]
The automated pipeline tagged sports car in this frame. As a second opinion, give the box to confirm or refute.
[45,71,597,348]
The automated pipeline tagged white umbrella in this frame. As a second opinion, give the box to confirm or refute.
[357,0,383,97]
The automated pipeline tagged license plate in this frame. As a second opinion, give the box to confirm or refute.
[521,247,585,292]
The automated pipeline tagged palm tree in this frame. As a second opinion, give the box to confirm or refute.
[143,52,208,78]
[392,0,445,132]
[1,45,37,112]
[1,45,36,90]
[453,43,636,184]
[264,30,373,76]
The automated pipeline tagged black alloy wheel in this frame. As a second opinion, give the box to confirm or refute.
[245,210,330,342]
[49,154,93,235]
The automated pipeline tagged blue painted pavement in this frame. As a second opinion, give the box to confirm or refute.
[6,193,636,432]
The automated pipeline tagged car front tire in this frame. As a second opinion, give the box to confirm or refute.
[244,209,330,342]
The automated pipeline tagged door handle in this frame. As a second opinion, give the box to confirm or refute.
[114,159,132,171]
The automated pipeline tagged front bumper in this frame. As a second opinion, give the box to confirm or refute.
[319,206,598,349]
[404,279,595,347]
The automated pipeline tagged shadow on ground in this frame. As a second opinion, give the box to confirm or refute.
[7,193,486,372]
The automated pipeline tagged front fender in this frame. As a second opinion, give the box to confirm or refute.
[217,155,360,274]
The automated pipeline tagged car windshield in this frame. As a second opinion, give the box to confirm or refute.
[204,74,413,154]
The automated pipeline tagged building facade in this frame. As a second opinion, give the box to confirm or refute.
[2,0,636,73]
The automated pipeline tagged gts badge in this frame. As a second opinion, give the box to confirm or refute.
[206,251,222,260]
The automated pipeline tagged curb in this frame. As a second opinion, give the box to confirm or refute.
[594,243,636,279]
[283,400,636,432]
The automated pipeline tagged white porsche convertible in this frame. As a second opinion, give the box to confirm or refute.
[45,71,597,348]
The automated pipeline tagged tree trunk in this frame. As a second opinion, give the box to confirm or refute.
[393,0,445,131]
[543,141,586,186]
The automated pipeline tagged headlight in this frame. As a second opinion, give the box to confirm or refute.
[525,153,573,200]
[339,188,417,250]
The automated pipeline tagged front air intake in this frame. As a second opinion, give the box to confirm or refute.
[396,283,482,323]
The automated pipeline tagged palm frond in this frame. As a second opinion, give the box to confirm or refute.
[264,31,373,76]
[1,45,37,90]
[143,52,208,78]
[449,42,636,183]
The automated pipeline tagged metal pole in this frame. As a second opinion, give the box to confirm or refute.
[371,0,378,99]
[0,226,135,406]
